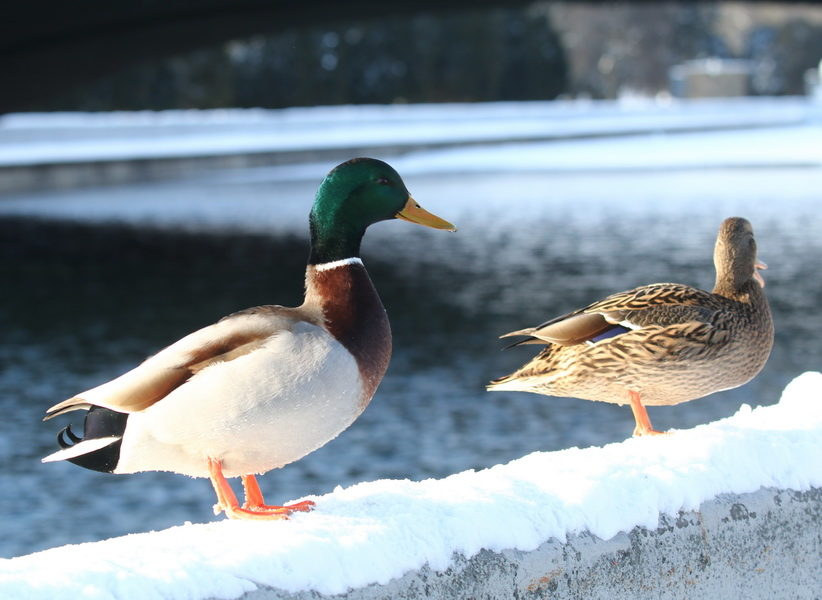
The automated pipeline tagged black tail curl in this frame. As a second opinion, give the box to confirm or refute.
[57,424,83,447]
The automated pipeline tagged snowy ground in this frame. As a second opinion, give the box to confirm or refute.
[2,372,821,600]
[0,96,818,167]
[1,97,821,228]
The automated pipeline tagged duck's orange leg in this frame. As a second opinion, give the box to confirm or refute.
[207,458,314,520]
[628,391,666,436]
[241,474,315,514]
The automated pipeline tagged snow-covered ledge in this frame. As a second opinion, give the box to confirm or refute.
[4,374,822,600]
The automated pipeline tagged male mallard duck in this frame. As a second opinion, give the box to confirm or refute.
[488,217,772,436]
[42,158,455,520]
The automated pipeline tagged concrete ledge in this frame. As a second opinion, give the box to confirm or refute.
[239,486,821,600]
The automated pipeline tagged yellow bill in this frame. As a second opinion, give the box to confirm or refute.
[395,197,456,231]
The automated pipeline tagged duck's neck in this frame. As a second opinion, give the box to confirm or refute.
[307,210,365,265]
[308,237,363,265]
[713,278,765,305]
[304,258,392,405]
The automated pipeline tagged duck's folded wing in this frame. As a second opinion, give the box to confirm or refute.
[501,284,723,347]
[44,306,301,419]
[580,283,721,314]
[502,312,616,346]
[637,320,731,360]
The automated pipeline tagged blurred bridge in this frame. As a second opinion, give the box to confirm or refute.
[1,0,526,114]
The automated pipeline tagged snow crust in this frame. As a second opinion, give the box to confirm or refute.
[2,372,821,600]
[0,97,817,167]
[1,98,821,231]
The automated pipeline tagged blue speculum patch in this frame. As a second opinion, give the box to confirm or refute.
[589,325,631,343]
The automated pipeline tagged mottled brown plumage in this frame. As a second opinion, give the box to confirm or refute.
[488,217,773,436]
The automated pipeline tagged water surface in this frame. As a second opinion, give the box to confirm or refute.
[1,165,821,557]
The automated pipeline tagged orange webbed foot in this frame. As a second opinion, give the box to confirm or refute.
[240,473,315,517]
[223,502,315,521]
[245,499,316,512]
[207,459,316,521]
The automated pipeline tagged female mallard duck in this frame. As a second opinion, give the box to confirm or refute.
[488,217,772,437]
[42,158,455,520]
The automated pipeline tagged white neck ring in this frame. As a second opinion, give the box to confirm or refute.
[314,257,364,272]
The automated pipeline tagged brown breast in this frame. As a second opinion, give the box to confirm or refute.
[305,261,392,408]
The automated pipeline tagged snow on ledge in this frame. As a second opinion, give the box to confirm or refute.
[3,372,822,600]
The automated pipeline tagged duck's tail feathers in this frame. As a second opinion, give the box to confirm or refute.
[501,336,544,349]
[42,406,128,473]
[499,327,545,349]
[487,373,522,391]
[43,435,121,463]
[43,397,91,421]
[499,327,535,339]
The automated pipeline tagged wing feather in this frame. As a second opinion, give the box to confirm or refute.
[500,284,726,347]
[44,306,301,419]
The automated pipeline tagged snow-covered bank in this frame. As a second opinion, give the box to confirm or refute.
[2,96,821,196]
[0,97,816,168]
[2,372,821,600]
[244,487,821,600]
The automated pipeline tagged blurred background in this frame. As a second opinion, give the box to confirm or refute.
[1,1,821,558]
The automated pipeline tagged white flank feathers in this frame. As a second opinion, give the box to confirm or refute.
[43,311,365,478]
[114,322,363,478]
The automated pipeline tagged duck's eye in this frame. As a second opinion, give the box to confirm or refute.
[376,177,391,185]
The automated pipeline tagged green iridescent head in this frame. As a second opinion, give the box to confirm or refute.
[308,158,455,264]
